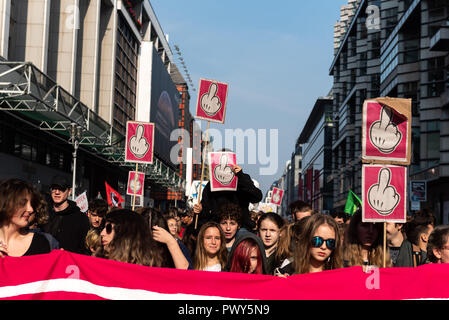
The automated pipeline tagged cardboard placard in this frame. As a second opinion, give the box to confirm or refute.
[270,187,284,206]
[125,121,155,164]
[362,165,407,223]
[208,152,238,192]
[127,171,145,196]
[195,79,228,124]
[362,98,411,165]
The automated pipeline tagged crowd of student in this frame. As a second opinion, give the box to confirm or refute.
[0,173,447,279]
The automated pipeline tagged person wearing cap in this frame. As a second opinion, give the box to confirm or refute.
[41,175,90,255]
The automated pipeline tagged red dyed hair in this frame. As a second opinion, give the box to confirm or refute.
[229,239,263,274]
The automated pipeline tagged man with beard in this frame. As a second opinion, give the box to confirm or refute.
[41,175,90,254]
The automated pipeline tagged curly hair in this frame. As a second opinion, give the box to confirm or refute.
[0,179,48,227]
[292,214,343,274]
[194,221,228,271]
[426,225,449,263]
[217,203,242,225]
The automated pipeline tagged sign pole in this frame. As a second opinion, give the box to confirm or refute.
[383,222,387,268]
[195,120,210,229]
[132,163,139,211]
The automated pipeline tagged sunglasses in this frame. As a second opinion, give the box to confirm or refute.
[104,223,114,234]
[50,186,68,192]
[311,236,336,250]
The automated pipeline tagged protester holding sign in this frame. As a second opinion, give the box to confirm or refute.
[0,179,52,257]
[279,214,343,276]
[395,209,435,267]
[194,157,262,231]
[343,210,392,268]
[194,221,228,272]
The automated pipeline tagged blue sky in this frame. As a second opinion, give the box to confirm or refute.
[150,0,348,195]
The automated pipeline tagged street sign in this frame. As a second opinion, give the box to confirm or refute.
[410,180,427,202]
[362,165,407,223]
[195,79,228,124]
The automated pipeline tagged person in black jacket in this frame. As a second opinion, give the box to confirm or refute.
[194,163,262,232]
[41,175,90,255]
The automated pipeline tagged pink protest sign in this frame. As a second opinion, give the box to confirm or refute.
[270,187,284,206]
[127,171,145,196]
[362,165,407,223]
[195,79,228,124]
[125,121,155,164]
[208,152,238,192]
[362,98,411,165]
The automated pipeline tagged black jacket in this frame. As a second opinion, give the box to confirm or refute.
[224,231,269,275]
[394,239,427,268]
[200,171,262,230]
[42,200,90,255]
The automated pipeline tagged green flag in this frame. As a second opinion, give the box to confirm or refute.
[344,190,361,216]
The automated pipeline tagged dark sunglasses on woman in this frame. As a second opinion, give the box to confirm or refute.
[311,236,336,250]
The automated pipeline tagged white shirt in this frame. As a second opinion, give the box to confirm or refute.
[203,263,222,272]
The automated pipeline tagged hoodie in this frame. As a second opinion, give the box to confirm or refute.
[42,200,90,254]
[224,231,269,275]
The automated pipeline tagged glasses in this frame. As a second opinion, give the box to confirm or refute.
[50,186,68,192]
[104,223,114,234]
[311,236,336,250]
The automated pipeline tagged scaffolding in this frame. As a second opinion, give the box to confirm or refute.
[0,61,184,191]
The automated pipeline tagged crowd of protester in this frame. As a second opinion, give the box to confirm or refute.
[0,173,446,278]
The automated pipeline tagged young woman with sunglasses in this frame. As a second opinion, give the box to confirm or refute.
[0,179,52,257]
[97,209,189,269]
[278,214,343,276]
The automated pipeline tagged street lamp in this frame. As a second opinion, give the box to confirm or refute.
[69,123,82,200]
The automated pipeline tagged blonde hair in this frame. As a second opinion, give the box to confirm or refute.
[85,229,101,254]
[194,222,228,271]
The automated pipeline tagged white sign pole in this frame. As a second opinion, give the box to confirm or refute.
[186,148,193,197]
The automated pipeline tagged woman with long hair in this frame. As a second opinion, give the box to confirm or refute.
[225,232,268,275]
[279,214,342,276]
[343,210,392,268]
[194,221,228,272]
[97,209,189,269]
[0,179,52,257]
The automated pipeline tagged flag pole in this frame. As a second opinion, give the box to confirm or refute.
[195,120,210,229]
[132,163,139,211]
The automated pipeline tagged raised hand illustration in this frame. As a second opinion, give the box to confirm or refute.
[213,154,234,185]
[367,168,400,216]
[200,83,222,117]
[369,107,402,154]
[272,189,281,204]
[129,125,149,159]
[129,177,142,194]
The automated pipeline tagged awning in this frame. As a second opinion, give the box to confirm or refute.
[0,61,184,190]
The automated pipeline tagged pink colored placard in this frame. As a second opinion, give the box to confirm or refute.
[195,79,228,124]
[208,152,238,192]
[127,171,145,196]
[125,121,155,164]
[362,165,407,223]
[362,101,409,163]
[270,187,284,206]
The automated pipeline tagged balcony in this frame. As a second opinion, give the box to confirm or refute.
[429,25,449,52]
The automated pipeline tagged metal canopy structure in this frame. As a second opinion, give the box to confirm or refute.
[0,61,184,190]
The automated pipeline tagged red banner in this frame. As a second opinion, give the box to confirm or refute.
[2,250,449,300]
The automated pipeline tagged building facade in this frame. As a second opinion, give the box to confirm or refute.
[330,0,449,223]
[0,0,202,210]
